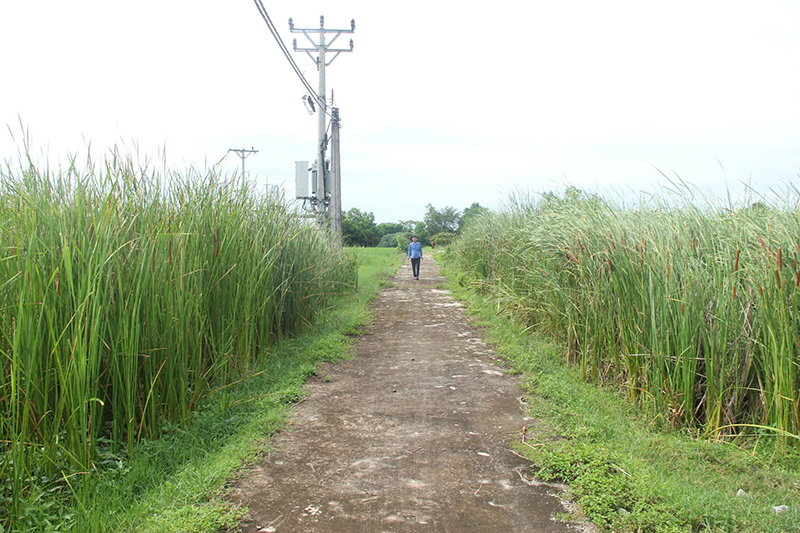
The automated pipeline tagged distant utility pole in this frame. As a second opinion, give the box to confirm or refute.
[289,15,354,228]
[228,147,258,179]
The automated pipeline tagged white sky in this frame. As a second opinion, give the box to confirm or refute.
[1,1,799,223]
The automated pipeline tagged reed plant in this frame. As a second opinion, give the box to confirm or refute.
[445,185,800,447]
[0,148,355,530]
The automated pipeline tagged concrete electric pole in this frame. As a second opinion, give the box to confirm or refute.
[289,15,354,229]
[227,147,258,179]
[330,107,342,244]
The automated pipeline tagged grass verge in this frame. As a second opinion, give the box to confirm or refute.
[57,247,404,533]
[441,268,800,533]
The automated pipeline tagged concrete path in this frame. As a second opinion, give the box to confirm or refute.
[228,255,591,532]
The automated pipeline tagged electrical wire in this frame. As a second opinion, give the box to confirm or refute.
[252,0,332,118]
[252,0,317,101]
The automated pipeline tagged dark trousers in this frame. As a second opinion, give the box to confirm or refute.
[411,257,421,278]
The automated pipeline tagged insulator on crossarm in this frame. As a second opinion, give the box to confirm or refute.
[288,18,294,30]
[320,15,324,27]
[351,19,356,30]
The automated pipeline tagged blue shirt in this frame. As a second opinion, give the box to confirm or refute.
[408,241,423,259]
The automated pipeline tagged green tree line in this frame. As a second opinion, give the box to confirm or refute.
[342,202,488,248]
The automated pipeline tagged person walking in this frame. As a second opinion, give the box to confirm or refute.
[407,235,423,280]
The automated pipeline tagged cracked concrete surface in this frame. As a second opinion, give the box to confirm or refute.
[228,256,593,533]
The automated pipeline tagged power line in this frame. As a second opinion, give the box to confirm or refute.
[252,0,313,95]
[252,0,331,117]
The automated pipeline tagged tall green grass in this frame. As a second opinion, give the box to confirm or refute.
[0,148,355,530]
[445,185,800,446]
[69,247,404,533]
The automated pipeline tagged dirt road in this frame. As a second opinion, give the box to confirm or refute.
[228,256,590,532]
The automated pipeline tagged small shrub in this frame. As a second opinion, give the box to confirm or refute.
[377,233,400,248]
[430,232,457,247]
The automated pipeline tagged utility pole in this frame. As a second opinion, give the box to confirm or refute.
[289,15,354,229]
[227,147,258,179]
[330,107,342,245]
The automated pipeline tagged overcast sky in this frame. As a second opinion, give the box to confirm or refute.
[2,1,799,223]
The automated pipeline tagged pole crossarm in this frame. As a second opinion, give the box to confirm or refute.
[227,148,258,179]
[289,16,355,69]
[228,148,258,156]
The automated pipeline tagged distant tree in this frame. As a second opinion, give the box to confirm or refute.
[424,204,460,235]
[342,208,379,246]
[413,221,430,244]
[458,202,488,233]
[397,220,417,232]
[376,222,404,239]
[396,221,430,250]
